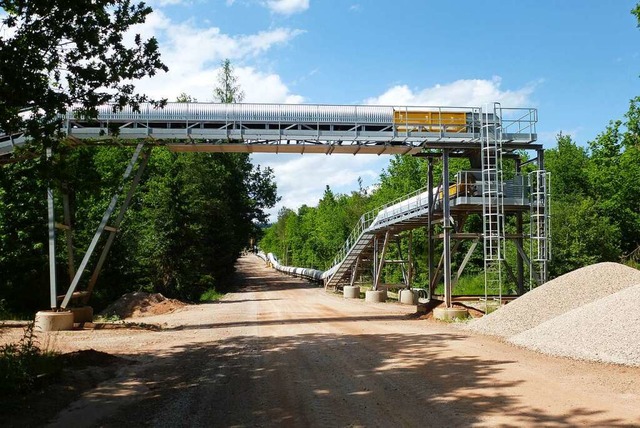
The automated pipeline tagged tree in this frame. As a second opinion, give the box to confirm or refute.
[213,59,244,103]
[176,92,197,103]
[545,133,590,200]
[0,0,167,149]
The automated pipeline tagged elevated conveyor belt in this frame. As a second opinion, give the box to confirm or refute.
[0,102,538,157]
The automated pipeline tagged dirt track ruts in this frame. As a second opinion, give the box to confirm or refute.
[9,254,640,427]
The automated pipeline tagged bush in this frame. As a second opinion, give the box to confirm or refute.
[0,323,61,394]
[199,288,224,302]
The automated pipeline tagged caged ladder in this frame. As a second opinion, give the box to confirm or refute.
[481,103,506,309]
[529,170,551,287]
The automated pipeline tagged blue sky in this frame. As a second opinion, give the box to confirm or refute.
[136,0,640,219]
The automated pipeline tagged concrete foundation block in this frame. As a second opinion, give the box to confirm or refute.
[343,286,360,299]
[365,290,386,303]
[35,310,74,331]
[70,306,94,323]
[399,289,418,305]
[433,307,469,321]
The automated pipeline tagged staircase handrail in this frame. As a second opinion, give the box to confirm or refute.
[329,186,429,268]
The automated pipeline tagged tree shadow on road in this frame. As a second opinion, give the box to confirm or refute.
[46,331,636,428]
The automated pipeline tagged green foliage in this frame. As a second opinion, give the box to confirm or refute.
[0,146,279,312]
[199,288,224,302]
[214,59,244,103]
[0,0,167,150]
[453,274,487,295]
[0,323,61,394]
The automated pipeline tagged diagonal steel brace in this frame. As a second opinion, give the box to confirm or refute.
[61,143,146,309]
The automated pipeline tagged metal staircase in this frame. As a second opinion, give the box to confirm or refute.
[481,103,505,304]
[323,188,438,288]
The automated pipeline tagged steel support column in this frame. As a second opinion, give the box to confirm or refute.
[61,186,76,282]
[350,256,361,287]
[407,230,413,288]
[427,157,434,300]
[374,231,391,291]
[515,158,524,294]
[46,147,57,310]
[442,149,452,308]
[395,236,408,286]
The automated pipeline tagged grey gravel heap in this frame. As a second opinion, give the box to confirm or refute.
[510,285,640,366]
[465,262,640,337]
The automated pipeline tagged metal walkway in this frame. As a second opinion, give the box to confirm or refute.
[0,102,537,157]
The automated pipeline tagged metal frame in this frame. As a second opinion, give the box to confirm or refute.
[1,102,537,157]
[321,104,548,309]
[19,102,544,308]
[58,143,149,309]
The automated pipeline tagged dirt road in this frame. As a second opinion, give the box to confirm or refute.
[9,254,640,427]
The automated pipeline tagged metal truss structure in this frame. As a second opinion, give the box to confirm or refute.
[0,102,547,311]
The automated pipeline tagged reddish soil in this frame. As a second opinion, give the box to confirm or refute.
[2,254,640,427]
[100,292,185,319]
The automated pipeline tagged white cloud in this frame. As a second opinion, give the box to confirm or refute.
[365,76,537,108]
[127,10,304,102]
[265,0,310,15]
[255,153,385,221]
[236,67,305,103]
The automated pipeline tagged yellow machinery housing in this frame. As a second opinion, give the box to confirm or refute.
[393,110,467,133]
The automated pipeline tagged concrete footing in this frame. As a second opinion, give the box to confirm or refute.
[433,307,469,321]
[70,306,94,323]
[343,286,360,299]
[365,290,386,303]
[35,310,74,331]
[399,289,418,305]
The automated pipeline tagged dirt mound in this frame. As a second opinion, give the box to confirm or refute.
[62,349,130,368]
[465,262,640,337]
[510,285,640,366]
[100,292,185,319]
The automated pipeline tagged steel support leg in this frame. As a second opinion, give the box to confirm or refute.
[46,147,57,310]
[516,213,524,294]
[407,231,413,288]
[374,231,391,291]
[395,236,408,286]
[84,147,152,303]
[442,149,452,308]
[427,157,434,300]
[61,186,76,282]
[350,256,361,287]
[515,158,524,294]
[453,239,479,288]
[61,143,146,309]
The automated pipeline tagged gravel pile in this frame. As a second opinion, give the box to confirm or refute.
[510,285,640,366]
[465,262,640,337]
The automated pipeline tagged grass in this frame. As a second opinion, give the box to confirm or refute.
[199,288,225,302]
[0,323,61,395]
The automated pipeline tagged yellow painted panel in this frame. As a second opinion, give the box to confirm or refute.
[394,110,467,132]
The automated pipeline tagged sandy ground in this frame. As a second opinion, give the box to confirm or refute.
[3,254,640,427]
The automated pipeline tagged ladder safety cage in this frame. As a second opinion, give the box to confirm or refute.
[529,170,551,287]
[481,103,506,306]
